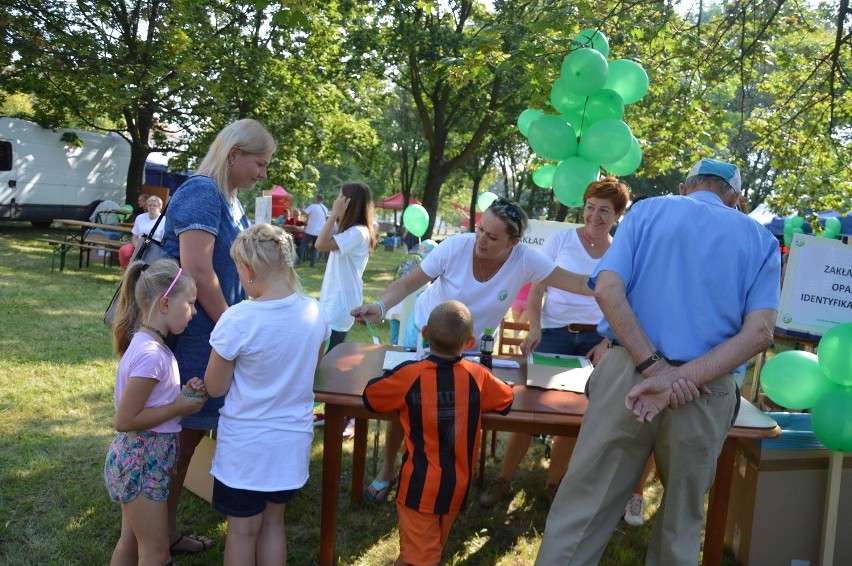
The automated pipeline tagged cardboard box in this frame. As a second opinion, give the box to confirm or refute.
[725,431,852,565]
[183,436,216,504]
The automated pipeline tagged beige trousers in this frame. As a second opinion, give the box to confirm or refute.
[535,346,736,565]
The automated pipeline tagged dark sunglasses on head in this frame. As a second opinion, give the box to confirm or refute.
[492,197,523,224]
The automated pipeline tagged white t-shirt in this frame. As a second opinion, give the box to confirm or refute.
[415,233,556,338]
[303,202,328,236]
[320,225,371,331]
[209,294,330,491]
[131,213,165,241]
[539,228,604,328]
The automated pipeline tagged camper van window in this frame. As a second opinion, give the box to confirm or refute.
[0,141,11,171]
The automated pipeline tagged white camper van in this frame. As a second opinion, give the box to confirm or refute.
[0,117,131,226]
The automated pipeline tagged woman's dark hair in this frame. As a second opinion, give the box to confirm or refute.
[338,182,377,251]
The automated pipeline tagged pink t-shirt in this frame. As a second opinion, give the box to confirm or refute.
[114,332,181,433]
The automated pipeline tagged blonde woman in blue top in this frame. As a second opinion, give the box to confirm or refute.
[161,118,276,554]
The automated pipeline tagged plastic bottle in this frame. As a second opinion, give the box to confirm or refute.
[480,327,495,370]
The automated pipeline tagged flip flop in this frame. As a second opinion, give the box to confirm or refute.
[169,533,214,555]
[364,478,397,503]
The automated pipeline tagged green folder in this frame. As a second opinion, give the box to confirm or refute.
[530,352,585,369]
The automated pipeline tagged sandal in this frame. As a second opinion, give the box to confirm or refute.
[169,533,214,555]
[365,478,397,503]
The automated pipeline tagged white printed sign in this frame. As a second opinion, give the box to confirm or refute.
[255,195,272,225]
[777,234,852,337]
[523,219,581,250]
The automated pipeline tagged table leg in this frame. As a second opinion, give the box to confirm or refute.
[703,438,737,566]
[319,404,345,566]
[352,418,368,504]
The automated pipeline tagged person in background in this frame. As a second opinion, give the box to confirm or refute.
[161,118,276,555]
[363,300,514,566]
[386,240,437,345]
[355,197,591,503]
[104,259,206,566]
[118,195,165,270]
[316,182,377,352]
[203,223,329,566]
[481,177,630,508]
[284,208,306,260]
[535,158,781,564]
[298,194,328,267]
[132,193,151,219]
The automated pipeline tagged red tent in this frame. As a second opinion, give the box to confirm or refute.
[374,192,422,210]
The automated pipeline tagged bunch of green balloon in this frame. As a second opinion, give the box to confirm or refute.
[823,216,841,239]
[761,323,852,451]
[402,204,429,238]
[812,323,852,450]
[518,29,647,205]
[783,216,806,247]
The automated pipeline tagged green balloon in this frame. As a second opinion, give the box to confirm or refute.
[560,109,587,136]
[787,216,805,228]
[603,59,649,105]
[550,77,587,115]
[572,29,609,58]
[825,216,842,237]
[477,191,498,212]
[532,164,557,188]
[584,89,624,124]
[578,119,632,165]
[552,157,599,207]
[517,108,544,137]
[603,136,642,176]
[527,114,578,161]
[560,48,609,97]
[812,388,852,452]
[760,350,839,410]
[818,323,852,386]
[402,204,429,238]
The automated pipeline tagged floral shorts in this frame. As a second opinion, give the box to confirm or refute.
[104,430,178,503]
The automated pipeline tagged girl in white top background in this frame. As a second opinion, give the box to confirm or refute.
[203,223,330,566]
[316,181,377,351]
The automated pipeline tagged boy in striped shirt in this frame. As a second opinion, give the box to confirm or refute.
[363,300,514,566]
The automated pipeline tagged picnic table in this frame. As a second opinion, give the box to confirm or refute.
[38,219,132,271]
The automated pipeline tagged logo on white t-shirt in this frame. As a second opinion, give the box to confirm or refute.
[498,290,509,301]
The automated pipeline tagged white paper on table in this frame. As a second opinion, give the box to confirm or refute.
[382,350,418,371]
[526,353,593,392]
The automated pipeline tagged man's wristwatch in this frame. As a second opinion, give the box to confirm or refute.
[636,350,664,373]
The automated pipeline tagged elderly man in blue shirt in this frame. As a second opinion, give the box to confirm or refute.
[536,159,781,565]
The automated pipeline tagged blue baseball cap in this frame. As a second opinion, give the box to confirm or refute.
[687,158,742,193]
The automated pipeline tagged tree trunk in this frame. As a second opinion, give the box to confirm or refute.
[125,144,150,206]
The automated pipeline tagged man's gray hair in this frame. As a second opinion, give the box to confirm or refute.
[684,174,738,195]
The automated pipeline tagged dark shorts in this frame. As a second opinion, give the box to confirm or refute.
[212,478,301,518]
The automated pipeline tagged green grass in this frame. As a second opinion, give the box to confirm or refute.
[0,222,754,565]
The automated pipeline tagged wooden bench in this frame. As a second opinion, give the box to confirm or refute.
[37,237,125,271]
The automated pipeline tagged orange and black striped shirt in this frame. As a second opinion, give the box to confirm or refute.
[363,354,513,515]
